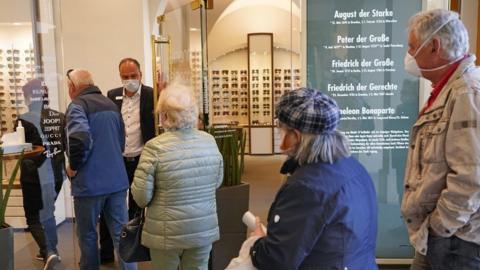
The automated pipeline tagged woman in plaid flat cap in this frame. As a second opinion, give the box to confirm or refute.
[249,88,378,270]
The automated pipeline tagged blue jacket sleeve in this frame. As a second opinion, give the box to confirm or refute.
[66,103,92,170]
[250,181,332,270]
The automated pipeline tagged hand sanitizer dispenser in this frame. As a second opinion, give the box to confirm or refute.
[16,121,25,144]
[0,121,32,154]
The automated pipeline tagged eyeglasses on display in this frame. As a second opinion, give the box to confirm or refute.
[8,71,21,76]
[9,79,22,83]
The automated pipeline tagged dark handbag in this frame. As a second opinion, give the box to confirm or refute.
[119,210,151,262]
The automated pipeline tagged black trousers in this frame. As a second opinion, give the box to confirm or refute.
[99,156,141,260]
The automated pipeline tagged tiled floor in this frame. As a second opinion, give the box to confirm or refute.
[12,155,410,270]
[13,221,151,269]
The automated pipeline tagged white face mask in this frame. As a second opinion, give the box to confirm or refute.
[404,52,423,77]
[122,79,140,93]
[404,18,460,77]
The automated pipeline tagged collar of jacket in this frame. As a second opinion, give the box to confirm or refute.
[280,158,299,175]
[77,85,102,97]
[422,54,477,115]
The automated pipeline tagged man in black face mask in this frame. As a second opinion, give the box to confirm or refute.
[97,58,155,264]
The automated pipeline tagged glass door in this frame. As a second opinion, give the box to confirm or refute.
[205,0,302,154]
[152,0,207,133]
[0,0,77,268]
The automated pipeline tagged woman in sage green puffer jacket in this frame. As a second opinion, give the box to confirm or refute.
[131,83,223,270]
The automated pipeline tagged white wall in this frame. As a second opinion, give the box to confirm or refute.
[56,0,149,218]
[0,0,31,23]
[461,0,478,55]
[59,0,148,97]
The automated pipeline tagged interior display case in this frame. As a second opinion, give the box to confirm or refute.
[248,33,274,154]
[207,40,302,154]
[0,45,37,229]
[0,46,34,134]
[190,50,203,112]
[210,69,249,123]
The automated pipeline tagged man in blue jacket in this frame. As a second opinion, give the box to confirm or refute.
[65,69,136,270]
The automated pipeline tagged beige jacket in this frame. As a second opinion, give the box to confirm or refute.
[401,55,480,255]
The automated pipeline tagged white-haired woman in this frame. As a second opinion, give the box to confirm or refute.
[131,83,223,270]
[249,88,378,270]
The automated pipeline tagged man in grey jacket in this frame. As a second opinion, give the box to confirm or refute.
[402,9,480,270]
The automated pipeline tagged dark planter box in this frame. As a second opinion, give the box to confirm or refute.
[0,226,14,270]
[211,182,250,270]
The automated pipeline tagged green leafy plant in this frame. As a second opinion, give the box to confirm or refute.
[0,149,24,228]
[209,126,246,187]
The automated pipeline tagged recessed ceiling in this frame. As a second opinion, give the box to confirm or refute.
[207,0,301,60]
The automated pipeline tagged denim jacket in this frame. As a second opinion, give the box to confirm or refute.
[401,55,480,255]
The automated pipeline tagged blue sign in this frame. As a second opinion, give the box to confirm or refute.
[307,0,421,259]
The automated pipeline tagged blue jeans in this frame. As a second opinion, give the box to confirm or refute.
[411,235,480,270]
[410,252,431,270]
[39,181,59,255]
[74,190,137,270]
[427,235,480,270]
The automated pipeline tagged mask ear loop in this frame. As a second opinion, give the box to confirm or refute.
[419,55,465,72]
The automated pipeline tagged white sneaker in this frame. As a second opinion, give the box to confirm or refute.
[44,254,61,270]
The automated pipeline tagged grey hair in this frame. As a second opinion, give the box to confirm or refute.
[68,69,94,90]
[408,9,469,61]
[292,130,351,165]
[158,82,198,130]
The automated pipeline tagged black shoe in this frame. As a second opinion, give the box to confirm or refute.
[100,257,114,265]
[35,253,45,261]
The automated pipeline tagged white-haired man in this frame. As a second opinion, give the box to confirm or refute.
[65,69,136,270]
[402,9,480,269]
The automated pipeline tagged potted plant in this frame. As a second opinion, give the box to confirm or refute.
[209,126,249,270]
[0,149,24,270]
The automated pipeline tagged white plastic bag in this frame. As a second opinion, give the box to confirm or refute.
[224,236,261,270]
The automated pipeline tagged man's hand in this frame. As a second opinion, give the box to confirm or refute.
[67,166,77,178]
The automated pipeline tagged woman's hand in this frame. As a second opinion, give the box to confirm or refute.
[66,166,77,178]
[250,217,266,237]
